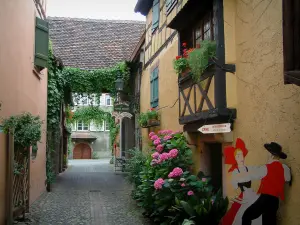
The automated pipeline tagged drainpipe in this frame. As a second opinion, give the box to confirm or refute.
[214,0,227,109]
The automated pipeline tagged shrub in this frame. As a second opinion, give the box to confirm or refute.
[130,130,228,225]
[125,148,147,187]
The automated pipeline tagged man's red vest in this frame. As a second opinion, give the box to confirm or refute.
[257,161,285,200]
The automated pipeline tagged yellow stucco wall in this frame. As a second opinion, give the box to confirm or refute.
[140,0,300,221]
[0,1,47,223]
[223,0,300,223]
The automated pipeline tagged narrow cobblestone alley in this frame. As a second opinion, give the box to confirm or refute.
[29,159,151,225]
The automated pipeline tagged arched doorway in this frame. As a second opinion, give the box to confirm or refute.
[73,143,92,159]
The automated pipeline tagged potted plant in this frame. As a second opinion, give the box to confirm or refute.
[138,112,148,127]
[187,40,216,82]
[147,108,159,124]
[173,43,195,78]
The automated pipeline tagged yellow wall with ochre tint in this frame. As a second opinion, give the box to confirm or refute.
[223,0,300,224]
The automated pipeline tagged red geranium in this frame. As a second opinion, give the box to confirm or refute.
[182,42,187,47]
[176,55,182,60]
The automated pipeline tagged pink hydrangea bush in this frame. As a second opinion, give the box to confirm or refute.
[132,129,228,225]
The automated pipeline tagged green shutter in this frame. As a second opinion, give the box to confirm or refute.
[35,17,49,68]
[150,68,159,108]
[152,0,160,32]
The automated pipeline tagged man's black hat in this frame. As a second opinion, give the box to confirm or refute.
[264,142,287,159]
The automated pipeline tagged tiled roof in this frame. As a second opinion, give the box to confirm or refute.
[48,17,145,69]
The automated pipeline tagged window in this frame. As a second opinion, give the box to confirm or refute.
[283,0,300,86]
[105,95,112,106]
[180,10,214,51]
[166,0,177,14]
[193,12,214,47]
[152,0,160,33]
[79,94,89,106]
[34,17,49,70]
[77,121,89,131]
[105,121,110,131]
[150,67,159,108]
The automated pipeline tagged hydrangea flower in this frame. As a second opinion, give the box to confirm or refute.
[152,152,160,159]
[168,149,178,158]
[153,139,161,145]
[168,167,183,178]
[151,135,159,141]
[154,178,165,190]
[164,135,172,141]
[149,132,156,138]
[187,190,194,196]
[156,144,164,152]
[160,152,169,162]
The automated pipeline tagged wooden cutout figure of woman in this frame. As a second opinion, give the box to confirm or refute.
[220,138,262,225]
[241,142,291,225]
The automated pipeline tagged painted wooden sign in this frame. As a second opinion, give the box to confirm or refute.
[198,123,231,134]
[220,138,291,225]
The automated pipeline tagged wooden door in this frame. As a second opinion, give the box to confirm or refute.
[73,143,91,159]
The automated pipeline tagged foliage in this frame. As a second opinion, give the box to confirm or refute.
[62,62,131,98]
[125,148,148,187]
[173,41,216,83]
[187,40,216,82]
[70,106,118,149]
[1,112,43,153]
[138,113,148,127]
[46,149,56,184]
[173,57,189,75]
[130,130,228,224]
[71,106,111,126]
[110,124,120,148]
[173,42,194,75]
[47,42,70,130]
[138,109,159,127]
[92,151,100,159]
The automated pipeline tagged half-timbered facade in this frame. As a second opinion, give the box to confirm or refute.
[134,0,300,223]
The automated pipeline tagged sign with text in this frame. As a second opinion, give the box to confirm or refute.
[114,103,130,112]
[198,123,231,134]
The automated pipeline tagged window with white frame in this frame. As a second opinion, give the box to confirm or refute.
[77,121,89,131]
[105,121,110,131]
[105,94,112,106]
[80,94,89,106]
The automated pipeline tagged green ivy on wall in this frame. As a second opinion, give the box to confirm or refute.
[62,61,131,98]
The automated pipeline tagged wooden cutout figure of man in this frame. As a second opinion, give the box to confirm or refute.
[241,142,291,225]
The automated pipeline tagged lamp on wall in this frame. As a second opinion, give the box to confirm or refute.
[115,70,124,92]
[115,70,124,104]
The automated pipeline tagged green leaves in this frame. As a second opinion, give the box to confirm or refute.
[1,112,43,151]
[187,40,216,82]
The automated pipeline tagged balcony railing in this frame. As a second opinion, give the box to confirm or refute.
[178,60,236,125]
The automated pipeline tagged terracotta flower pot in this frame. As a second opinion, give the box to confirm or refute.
[181,68,191,78]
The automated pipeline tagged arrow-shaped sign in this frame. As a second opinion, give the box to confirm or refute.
[198,123,231,134]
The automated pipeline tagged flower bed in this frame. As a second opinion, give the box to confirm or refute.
[129,130,228,225]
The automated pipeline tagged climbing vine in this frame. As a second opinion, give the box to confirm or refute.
[62,62,131,99]
[68,106,118,148]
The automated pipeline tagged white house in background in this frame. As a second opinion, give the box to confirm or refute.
[70,93,113,159]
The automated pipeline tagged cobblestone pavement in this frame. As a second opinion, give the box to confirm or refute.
[29,159,151,225]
